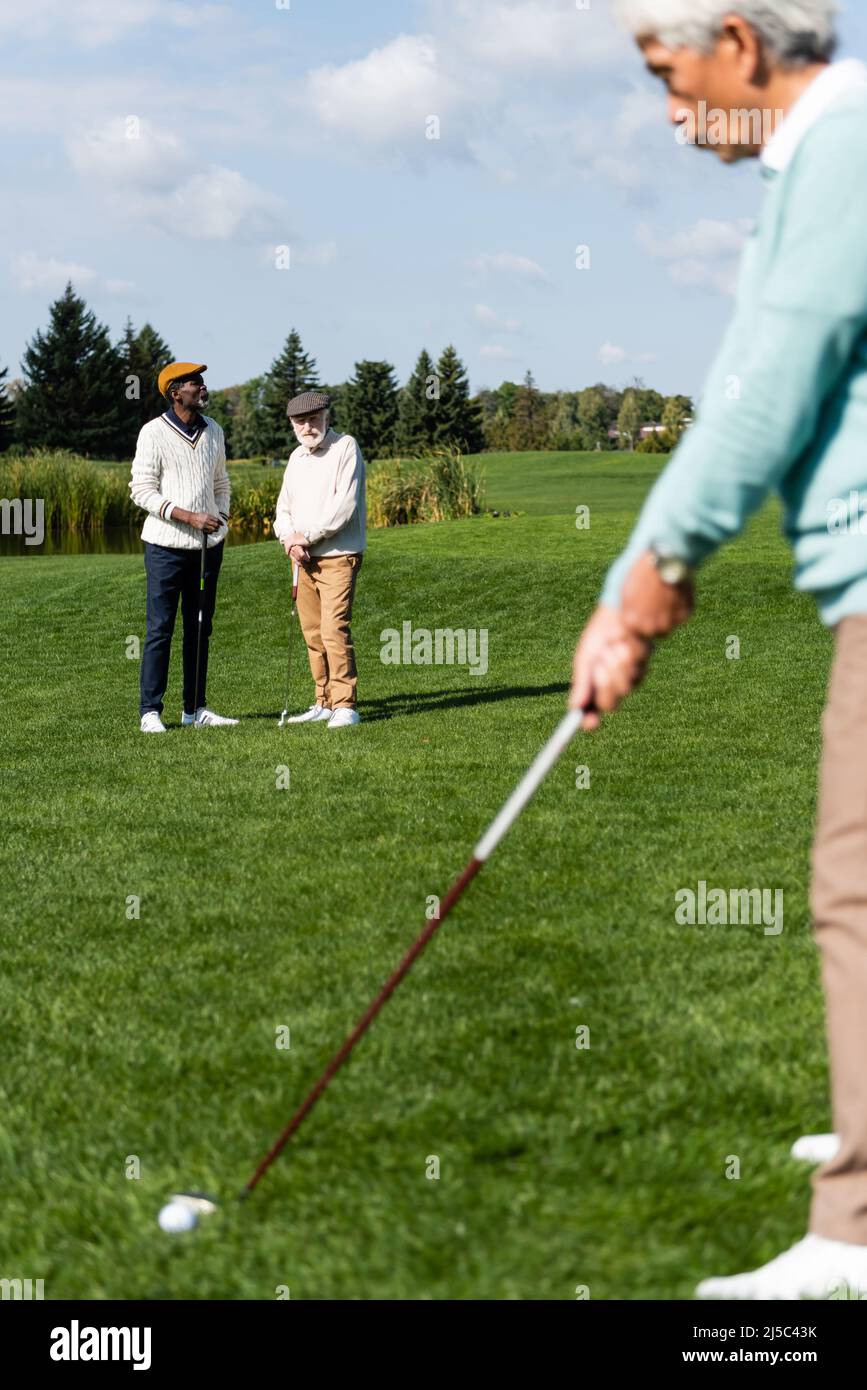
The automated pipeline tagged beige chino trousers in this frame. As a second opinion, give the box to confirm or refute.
[295,553,362,711]
[810,615,867,1243]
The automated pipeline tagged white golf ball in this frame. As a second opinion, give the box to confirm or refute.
[158,1200,198,1233]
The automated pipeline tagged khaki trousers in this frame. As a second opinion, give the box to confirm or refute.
[295,553,362,710]
[810,615,867,1243]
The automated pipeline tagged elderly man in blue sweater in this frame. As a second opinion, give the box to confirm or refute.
[571,0,867,1298]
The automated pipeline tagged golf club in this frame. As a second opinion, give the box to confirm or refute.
[191,529,207,727]
[238,704,589,1199]
[278,560,300,727]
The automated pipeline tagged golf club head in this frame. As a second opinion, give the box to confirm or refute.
[278,710,289,727]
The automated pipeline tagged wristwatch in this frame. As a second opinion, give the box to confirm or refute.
[650,543,693,586]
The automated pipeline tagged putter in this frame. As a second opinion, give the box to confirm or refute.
[191,530,207,726]
[239,705,589,1198]
[161,706,590,1224]
[278,560,300,727]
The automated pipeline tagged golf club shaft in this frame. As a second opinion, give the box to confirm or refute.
[282,561,299,714]
[192,531,207,721]
[241,706,587,1196]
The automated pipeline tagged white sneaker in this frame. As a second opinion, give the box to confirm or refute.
[182,707,239,727]
[696,1233,867,1300]
[791,1133,841,1164]
[328,708,361,729]
[280,704,332,724]
[140,712,167,733]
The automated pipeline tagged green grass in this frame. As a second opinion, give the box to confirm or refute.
[0,451,834,1299]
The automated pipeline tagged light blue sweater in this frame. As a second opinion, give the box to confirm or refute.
[601,88,867,628]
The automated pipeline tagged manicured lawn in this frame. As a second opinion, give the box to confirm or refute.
[0,451,833,1298]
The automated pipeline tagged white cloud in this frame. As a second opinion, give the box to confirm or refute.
[438,0,622,74]
[470,252,548,282]
[306,34,463,152]
[0,0,230,47]
[480,345,517,360]
[598,342,657,366]
[12,252,133,296]
[67,122,286,242]
[638,219,753,294]
[298,2,627,168]
[474,304,521,331]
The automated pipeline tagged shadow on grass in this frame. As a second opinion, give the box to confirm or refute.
[244,681,568,723]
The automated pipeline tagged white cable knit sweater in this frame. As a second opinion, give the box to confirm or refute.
[129,414,231,550]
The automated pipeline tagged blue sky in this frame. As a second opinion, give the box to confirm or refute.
[2,0,865,398]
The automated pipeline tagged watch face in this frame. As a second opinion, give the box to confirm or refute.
[659,558,688,584]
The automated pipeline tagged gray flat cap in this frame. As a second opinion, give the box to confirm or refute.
[286,390,331,418]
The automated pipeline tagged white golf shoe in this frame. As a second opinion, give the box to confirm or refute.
[140,711,167,733]
[182,707,239,727]
[328,708,361,729]
[791,1133,841,1164]
[696,1233,867,1300]
[281,704,333,724]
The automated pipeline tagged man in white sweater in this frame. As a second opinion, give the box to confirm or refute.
[129,361,238,732]
[273,390,366,728]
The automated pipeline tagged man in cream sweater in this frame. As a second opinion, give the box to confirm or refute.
[130,361,238,732]
[273,390,366,728]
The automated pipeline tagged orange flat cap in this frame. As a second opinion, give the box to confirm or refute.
[158,361,208,399]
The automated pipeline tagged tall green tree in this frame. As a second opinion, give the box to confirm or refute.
[616,388,644,451]
[433,345,485,454]
[230,377,269,459]
[320,383,344,434]
[577,385,619,449]
[0,364,16,452]
[482,380,520,450]
[547,392,582,450]
[394,349,439,455]
[118,318,174,451]
[628,378,665,428]
[17,283,126,457]
[508,370,549,450]
[205,385,239,457]
[340,361,400,460]
[661,393,694,441]
[260,329,320,455]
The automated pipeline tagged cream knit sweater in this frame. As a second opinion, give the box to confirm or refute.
[273,428,366,557]
[129,414,231,550]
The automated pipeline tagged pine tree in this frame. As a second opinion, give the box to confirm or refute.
[432,345,485,454]
[340,361,400,460]
[0,364,15,452]
[508,370,549,450]
[394,349,440,455]
[118,318,174,452]
[17,283,126,457]
[260,329,320,456]
[320,383,343,434]
[230,377,269,459]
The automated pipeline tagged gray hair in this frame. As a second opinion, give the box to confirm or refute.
[611,0,840,67]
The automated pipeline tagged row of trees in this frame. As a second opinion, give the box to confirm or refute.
[207,340,486,461]
[476,377,693,452]
[0,284,693,461]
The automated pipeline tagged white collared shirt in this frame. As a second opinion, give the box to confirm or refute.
[761,58,867,174]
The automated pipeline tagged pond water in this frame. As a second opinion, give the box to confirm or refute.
[0,528,269,557]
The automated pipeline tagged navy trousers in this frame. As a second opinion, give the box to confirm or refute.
[140,540,224,717]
